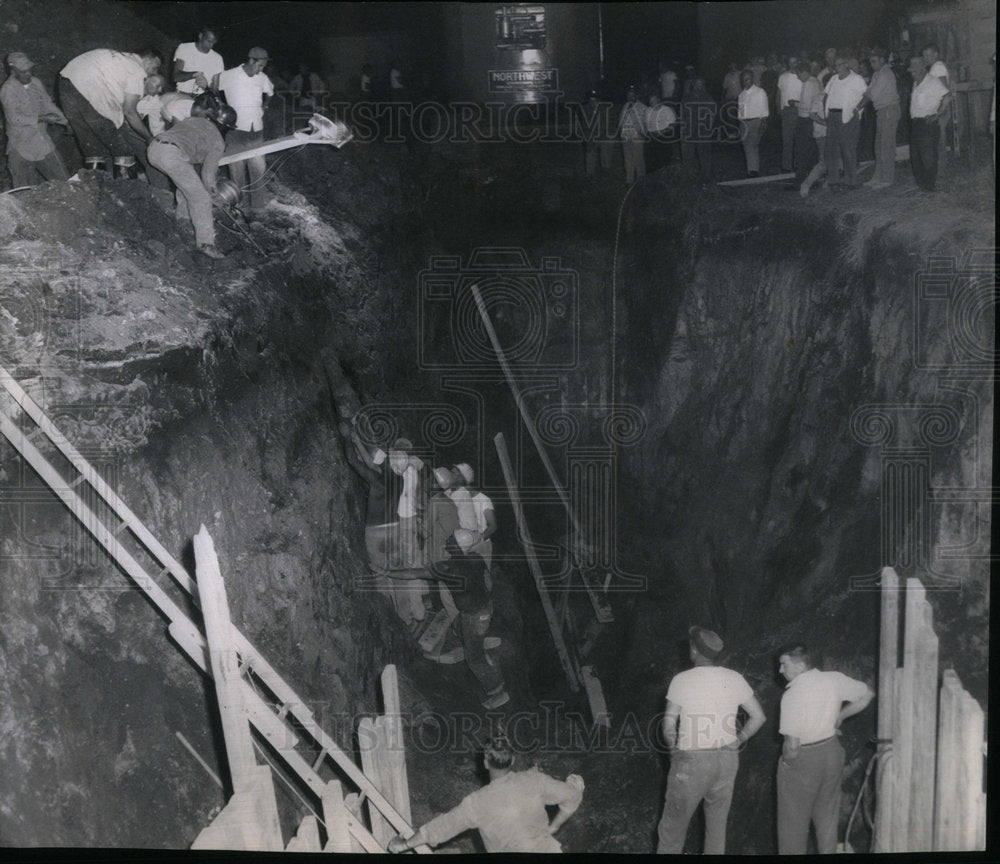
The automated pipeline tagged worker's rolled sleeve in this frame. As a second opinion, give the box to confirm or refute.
[421,797,477,848]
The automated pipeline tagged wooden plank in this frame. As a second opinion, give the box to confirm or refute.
[286,814,321,852]
[874,567,899,852]
[580,665,610,729]
[495,432,579,692]
[907,603,938,852]
[934,670,962,851]
[191,765,283,850]
[194,526,258,794]
[359,716,393,846]
[890,666,911,852]
[380,667,412,825]
[471,286,583,538]
[321,780,354,853]
[957,691,985,850]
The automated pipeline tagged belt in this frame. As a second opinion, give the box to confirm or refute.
[152,138,180,148]
[801,735,836,747]
[828,108,843,113]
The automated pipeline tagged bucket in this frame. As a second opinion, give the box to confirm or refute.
[112,156,137,180]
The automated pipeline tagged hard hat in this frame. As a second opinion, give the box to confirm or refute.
[215,104,238,129]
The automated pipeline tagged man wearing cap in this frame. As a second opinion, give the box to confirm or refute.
[146,95,232,259]
[173,25,224,97]
[1,52,69,187]
[422,530,509,709]
[857,48,900,188]
[58,47,166,183]
[657,627,765,854]
[776,644,874,854]
[216,47,274,212]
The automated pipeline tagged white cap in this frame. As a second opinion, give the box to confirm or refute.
[454,463,474,485]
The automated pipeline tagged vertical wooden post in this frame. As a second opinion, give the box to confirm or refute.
[359,716,393,846]
[957,691,985,850]
[321,780,354,852]
[495,432,580,691]
[378,665,413,825]
[875,567,899,852]
[890,667,910,852]
[193,525,258,794]
[908,600,938,851]
[934,669,962,850]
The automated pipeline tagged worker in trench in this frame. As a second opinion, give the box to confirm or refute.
[145,93,234,259]
[387,731,584,853]
[408,528,509,709]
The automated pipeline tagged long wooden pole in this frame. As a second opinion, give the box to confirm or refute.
[495,432,579,691]
[471,284,583,538]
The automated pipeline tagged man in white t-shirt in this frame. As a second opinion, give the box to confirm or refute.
[776,644,874,854]
[659,61,678,100]
[217,46,274,211]
[909,64,951,190]
[173,25,224,96]
[823,55,868,186]
[657,627,765,854]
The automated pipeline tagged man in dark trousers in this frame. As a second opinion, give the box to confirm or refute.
[657,627,765,854]
[424,529,508,709]
[776,644,874,854]
[145,95,233,258]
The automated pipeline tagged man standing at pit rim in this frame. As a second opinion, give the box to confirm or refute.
[776,644,874,854]
[657,627,765,854]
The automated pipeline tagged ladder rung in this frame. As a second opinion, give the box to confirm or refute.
[277,703,291,720]
[114,519,130,536]
[311,748,328,772]
[69,474,88,488]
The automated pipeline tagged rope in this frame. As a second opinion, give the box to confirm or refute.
[2,186,34,194]
[237,143,309,192]
[609,182,637,411]
[843,749,878,852]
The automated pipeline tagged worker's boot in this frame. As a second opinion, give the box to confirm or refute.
[481,685,509,710]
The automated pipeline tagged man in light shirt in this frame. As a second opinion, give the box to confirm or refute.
[793,61,821,184]
[657,627,765,854]
[617,85,647,183]
[799,85,829,197]
[1,51,69,187]
[776,644,874,855]
[823,55,867,187]
[173,25,224,96]
[217,46,274,211]
[737,70,768,177]
[777,57,803,171]
[857,48,900,187]
[909,61,951,190]
[59,46,164,179]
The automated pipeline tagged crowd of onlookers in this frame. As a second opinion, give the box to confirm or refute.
[581,45,996,194]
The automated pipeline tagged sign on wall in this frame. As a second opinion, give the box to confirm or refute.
[488,68,559,93]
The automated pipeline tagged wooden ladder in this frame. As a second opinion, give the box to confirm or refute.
[0,364,428,853]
